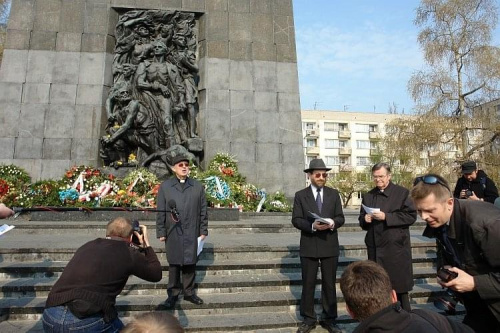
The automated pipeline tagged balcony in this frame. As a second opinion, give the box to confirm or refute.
[306,146,320,155]
[339,147,352,155]
[369,132,381,140]
[338,130,351,139]
[305,129,319,138]
[339,164,353,172]
[370,148,381,156]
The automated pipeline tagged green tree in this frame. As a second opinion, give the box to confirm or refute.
[327,170,371,208]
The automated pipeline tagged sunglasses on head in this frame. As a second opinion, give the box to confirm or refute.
[177,162,189,168]
[413,175,450,191]
[313,172,328,179]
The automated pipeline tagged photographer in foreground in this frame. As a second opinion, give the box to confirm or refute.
[412,174,500,332]
[42,217,162,332]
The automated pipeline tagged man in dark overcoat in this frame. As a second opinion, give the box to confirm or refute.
[358,162,417,311]
[156,155,208,308]
[292,159,345,333]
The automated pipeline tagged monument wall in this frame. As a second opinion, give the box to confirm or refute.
[0,0,304,196]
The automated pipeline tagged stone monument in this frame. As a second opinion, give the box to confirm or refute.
[0,0,304,196]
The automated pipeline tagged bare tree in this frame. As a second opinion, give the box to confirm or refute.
[0,0,11,64]
[327,171,371,208]
[409,0,500,157]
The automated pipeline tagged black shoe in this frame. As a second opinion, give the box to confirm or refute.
[320,321,342,333]
[164,295,178,308]
[297,321,316,333]
[184,294,204,305]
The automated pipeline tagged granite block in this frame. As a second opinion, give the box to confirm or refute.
[0,138,16,159]
[273,0,293,16]
[110,0,136,7]
[40,160,71,180]
[279,110,302,144]
[235,161,257,181]
[79,53,105,85]
[82,34,107,52]
[108,9,119,38]
[42,138,72,160]
[18,104,48,138]
[50,84,78,104]
[274,15,294,44]
[53,52,81,84]
[250,0,272,13]
[14,137,43,159]
[276,62,299,93]
[282,162,306,195]
[229,41,252,61]
[71,138,98,160]
[84,3,108,34]
[252,14,273,44]
[182,0,205,11]
[254,91,277,112]
[33,0,61,31]
[205,89,230,110]
[74,105,103,139]
[276,43,296,63]
[277,92,300,113]
[200,40,229,59]
[206,0,228,12]
[206,11,228,41]
[76,85,105,105]
[106,35,116,54]
[26,50,56,83]
[7,0,35,30]
[229,13,252,41]
[12,158,43,181]
[29,31,57,51]
[228,0,250,12]
[230,109,256,142]
[281,143,303,163]
[230,141,255,163]
[256,110,279,143]
[56,33,83,52]
[104,53,114,87]
[253,60,276,92]
[230,90,253,110]
[0,83,23,104]
[204,140,230,163]
[5,29,31,50]
[205,58,230,90]
[141,0,165,9]
[229,61,253,91]
[22,83,51,104]
[252,42,276,62]
[0,49,28,83]
[0,104,21,137]
[44,105,76,138]
[256,143,280,163]
[60,0,85,33]
[255,162,282,184]
[204,108,231,141]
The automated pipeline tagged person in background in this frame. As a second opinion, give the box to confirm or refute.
[453,161,498,203]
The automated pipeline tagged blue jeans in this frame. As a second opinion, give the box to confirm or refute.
[42,306,123,333]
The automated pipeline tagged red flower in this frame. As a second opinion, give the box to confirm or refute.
[0,179,9,197]
[92,170,101,177]
[108,174,116,180]
[65,171,74,178]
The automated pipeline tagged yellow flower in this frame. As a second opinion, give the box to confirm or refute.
[118,190,127,195]
[113,123,120,129]
[128,153,137,162]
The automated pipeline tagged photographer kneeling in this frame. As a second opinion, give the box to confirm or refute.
[42,217,162,332]
[412,174,500,333]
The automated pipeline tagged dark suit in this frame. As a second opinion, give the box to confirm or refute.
[292,185,345,325]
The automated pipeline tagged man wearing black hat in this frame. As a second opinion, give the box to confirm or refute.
[453,161,498,204]
[292,159,345,333]
[156,155,208,308]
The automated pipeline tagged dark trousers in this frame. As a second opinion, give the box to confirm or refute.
[397,292,411,311]
[167,264,196,297]
[300,256,338,325]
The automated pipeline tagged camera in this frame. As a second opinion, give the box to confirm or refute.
[434,289,460,315]
[131,219,143,246]
[465,189,473,198]
[437,267,458,282]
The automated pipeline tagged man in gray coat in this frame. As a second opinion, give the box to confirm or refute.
[156,155,208,308]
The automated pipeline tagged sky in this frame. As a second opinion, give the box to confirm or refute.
[293,0,500,114]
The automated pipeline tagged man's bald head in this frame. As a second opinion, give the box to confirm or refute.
[106,217,133,238]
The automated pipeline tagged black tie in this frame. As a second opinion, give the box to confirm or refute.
[316,188,322,213]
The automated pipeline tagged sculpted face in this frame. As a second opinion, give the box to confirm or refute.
[414,193,453,228]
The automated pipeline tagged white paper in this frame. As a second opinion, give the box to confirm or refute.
[0,224,15,236]
[197,236,207,256]
[308,211,334,226]
[362,204,381,215]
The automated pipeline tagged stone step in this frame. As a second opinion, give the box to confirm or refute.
[0,266,439,298]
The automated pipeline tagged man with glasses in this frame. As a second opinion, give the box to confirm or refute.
[412,174,500,332]
[358,162,417,311]
[156,155,208,308]
[292,158,345,333]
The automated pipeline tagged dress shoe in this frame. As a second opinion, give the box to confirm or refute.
[297,321,316,333]
[184,294,204,305]
[320,321,342,333]
[164,295,178,308]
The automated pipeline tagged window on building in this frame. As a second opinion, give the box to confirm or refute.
[324,122,337,131]
[338,123,348,131]
[339,140,348,148]
[369,124,378,132]
[325,156,340,166]
[325,139,339,148]
[356,140,371,149]
[370,141,378,149]
[356,157,371,166]
[306,139,317,147]
[355,124,370,133]
[304,122,316,130]
[339,156,349,165]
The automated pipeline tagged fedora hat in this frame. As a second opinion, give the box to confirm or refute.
[170,155,190,166]
[304,159,331,173]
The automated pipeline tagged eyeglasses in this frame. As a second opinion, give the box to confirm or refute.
[413,175,450,191]
[177,162,189,168]
[313,172,328,179]
[372,175,388,179]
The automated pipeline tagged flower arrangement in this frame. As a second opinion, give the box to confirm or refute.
[263,191,291,212]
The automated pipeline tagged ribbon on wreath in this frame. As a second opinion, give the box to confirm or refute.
[204,176,231,200]
[72,172,86,193]
[127,174,145,195]
[255,188,267,212]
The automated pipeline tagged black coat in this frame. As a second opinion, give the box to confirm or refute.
[359,182,417,293]
[453,170,499,203]
[292,185,345,258]
[156,177,208,265]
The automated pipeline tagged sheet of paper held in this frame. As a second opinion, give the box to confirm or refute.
[361,204,381,215]
[197,236,207,256]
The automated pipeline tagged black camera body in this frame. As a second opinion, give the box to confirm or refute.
[131,219,143,246]
[437,267,458,282]
[465,189,473,198]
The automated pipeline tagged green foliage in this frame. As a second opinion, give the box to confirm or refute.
[263,191,291,212]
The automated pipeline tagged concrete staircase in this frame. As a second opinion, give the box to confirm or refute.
[0,211,463,332]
